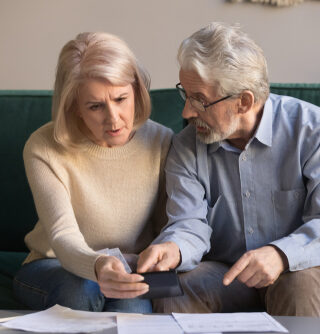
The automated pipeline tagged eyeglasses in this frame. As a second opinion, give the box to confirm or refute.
[176,83,232,113]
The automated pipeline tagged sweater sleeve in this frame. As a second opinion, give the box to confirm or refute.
[23,132,101,282]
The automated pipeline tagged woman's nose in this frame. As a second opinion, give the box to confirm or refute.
[103,104,119,124]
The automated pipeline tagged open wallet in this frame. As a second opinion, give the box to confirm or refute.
[138,270,184,299]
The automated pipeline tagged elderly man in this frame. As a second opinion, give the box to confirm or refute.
[137,22,320,316]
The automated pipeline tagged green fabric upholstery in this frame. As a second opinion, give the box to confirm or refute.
[0,84,319,309]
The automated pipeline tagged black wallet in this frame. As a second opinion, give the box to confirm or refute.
[138,270,184,299]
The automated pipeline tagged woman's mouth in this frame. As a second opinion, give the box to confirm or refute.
[106,128,123,136]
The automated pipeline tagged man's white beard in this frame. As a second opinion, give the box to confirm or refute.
[189,115,238,144]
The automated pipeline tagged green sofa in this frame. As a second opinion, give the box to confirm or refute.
[1,84,320,309]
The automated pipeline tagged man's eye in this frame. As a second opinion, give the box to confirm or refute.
[191,96,206,105]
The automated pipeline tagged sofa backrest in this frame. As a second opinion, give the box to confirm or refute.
[1,84,320,252]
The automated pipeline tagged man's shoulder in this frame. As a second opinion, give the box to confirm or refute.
[270,93,320,130]
[270,93,320,118]
[137,119,174,152]
[142,119,173,137]
[173,124,197,145]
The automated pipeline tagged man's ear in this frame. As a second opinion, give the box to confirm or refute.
[238,90,255,114]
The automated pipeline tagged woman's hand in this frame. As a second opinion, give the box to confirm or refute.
[95,255,149,299]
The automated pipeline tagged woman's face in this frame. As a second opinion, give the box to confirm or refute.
[77,79,135,147]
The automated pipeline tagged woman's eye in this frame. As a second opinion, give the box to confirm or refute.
[115,97,126,103]
[89,104,102,111]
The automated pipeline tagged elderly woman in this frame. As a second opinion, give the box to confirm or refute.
[13,32,173,313]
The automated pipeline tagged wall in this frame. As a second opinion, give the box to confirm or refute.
[0,0,319,89]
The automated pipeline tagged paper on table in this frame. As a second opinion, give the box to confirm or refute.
[172,312,288,333]
[117,313,183,334]
[1,304,117,333]
[0,316,19,323]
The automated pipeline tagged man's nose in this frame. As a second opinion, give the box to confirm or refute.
[182,99,198,119]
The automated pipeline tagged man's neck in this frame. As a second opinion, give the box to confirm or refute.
[227,103,264,151]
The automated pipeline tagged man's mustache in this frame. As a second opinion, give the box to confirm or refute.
[189,118,211,130]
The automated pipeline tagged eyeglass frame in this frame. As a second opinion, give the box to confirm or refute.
[176,82,232,112]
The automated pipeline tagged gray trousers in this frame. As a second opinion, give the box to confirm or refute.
[153,261,320,316]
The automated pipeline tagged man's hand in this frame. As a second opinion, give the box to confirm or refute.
[137,242,181,273]
[95,255,148,298]
[223,245,288,289]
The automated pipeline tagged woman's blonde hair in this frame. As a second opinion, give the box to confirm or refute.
[52,32,151,148]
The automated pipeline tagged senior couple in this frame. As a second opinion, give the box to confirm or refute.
[13,22,320,316]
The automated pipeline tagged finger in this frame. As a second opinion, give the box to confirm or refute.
[254,280,270,289]
[137,248,160,273]
[153,257,174,271]
[106,270,145,283]
[102,286,149,299]
[223,256,250,286]
[100,280,149,292]
[242,272,263,288]
[237,267,257,285]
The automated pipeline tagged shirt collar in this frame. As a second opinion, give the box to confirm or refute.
[254,96,273,147]
[207,95,273,154]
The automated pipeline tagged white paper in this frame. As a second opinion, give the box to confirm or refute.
[117,313,183,334]
[173,312,288,333]
[0,316,19,323]
[1,304,117,333]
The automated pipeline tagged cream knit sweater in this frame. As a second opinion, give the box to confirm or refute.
[23,119,173,282]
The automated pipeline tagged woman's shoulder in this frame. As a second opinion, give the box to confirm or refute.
[24,122,56,155]
[27,121,54,142]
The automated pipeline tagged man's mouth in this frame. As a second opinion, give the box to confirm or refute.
[196,126,209,133]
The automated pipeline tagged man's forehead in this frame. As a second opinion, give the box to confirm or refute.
[179,69,216,96]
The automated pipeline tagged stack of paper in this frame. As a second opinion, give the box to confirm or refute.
[1,305,288,334]
[1,304,116,333]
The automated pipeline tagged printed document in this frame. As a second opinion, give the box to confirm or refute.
[173,312,288,333]
[117,313,183,334]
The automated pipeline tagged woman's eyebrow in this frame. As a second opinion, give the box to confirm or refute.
[85,101,104,105]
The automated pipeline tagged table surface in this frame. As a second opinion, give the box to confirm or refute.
[0,309,319,334]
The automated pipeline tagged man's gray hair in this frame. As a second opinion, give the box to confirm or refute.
[177,22,269,103]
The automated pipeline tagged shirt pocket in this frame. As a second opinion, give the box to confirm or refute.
[272,188,306,238]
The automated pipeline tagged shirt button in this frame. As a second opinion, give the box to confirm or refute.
[245,190,251,198]
[242,154,247,161]
[248,227,254,234]
[294,191,300,199]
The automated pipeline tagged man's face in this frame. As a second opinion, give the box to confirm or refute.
[179,69,240,144]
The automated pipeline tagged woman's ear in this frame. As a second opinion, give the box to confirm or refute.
[238,90,255,114]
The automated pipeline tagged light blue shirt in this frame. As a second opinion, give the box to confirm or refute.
[154,93,320,272]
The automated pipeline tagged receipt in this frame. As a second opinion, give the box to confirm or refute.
[97,247,132,273]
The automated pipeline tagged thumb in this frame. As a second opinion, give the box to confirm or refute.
[110,256,127,273]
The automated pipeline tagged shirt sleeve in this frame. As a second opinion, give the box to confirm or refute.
[23,133,100,281]
[152,129,212,271]
[270,123,320,271]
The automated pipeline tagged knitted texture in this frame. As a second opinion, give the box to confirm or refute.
[23,120,173,281]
